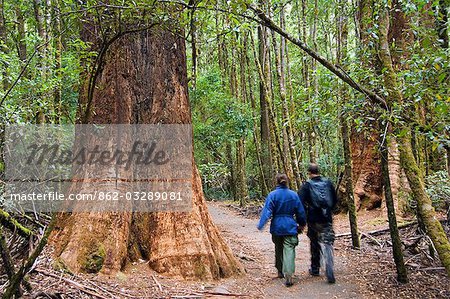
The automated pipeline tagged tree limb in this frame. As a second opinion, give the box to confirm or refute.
[247,3,388,109]
[0,208,33,238]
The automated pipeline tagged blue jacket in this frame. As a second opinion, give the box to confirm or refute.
[257,185,307,236]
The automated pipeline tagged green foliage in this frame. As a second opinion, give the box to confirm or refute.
[425,171,450,211]
[198,163,231,200]
[191,69,253,162]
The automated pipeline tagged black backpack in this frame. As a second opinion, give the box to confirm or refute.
[307,178,333,217]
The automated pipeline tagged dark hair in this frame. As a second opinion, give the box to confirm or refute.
[308,163,320,175]
[276,173,289,186]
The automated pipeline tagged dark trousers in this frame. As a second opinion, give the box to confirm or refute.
[307,222,335,278]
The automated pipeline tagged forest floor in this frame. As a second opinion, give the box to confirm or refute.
[2,202,449,298]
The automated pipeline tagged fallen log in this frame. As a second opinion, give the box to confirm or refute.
[0,208,33,238]
[336,218,448,238]
[336,221,415,238]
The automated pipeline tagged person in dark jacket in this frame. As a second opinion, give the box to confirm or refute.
[257,173,306,287]
[298,163,338,284]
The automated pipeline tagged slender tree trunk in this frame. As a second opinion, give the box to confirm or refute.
[227,142,237,201]
[236,138,248,206]
[52,0,62,123]
[377,1,450,276]
[33,0,49,123]
[380,126,408,283]
[247,33,269,196]
[189,0,197,89]
[337,0,360,248]
[436,0,449,176]
[15,4,27,65]
[50,20,242,279]
[236,36,249,206]
[0,0,8,91]
[437,0,449,49]
[447,146,450,177]
[271,10,297,189]
[258,24,274,191]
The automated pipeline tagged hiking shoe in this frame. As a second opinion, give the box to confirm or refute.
[327,276,336,284]
[277,271,284,278]
[309,268,320,276]
[284,274,294,287]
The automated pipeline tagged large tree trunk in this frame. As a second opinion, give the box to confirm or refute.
[350,0,383,210]
[350,133,383,210]
[50,25,242,279]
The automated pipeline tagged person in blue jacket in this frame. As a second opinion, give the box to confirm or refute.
[257,173,306,287]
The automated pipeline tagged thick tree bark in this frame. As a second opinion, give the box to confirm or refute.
[350,132,383,210]
[377,1,450,276]
[50,26,242,279]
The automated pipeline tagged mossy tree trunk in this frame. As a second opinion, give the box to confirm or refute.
[377,1,450,277]
[337,0,360,249]
[50,17,242,279]
[380,128,408,283]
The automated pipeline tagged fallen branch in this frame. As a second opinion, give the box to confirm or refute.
[152,274,163,292]
[200,290,249,297]
[337,218,448,238]
[419,267,445,271]
[360,232,383,247]
[33,269,110,299]
[336,221,417,238]
[0,208,33,238]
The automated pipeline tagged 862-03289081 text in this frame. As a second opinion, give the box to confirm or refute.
[9,191,184,202]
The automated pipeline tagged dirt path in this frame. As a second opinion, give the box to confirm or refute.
[208,202,361,299]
